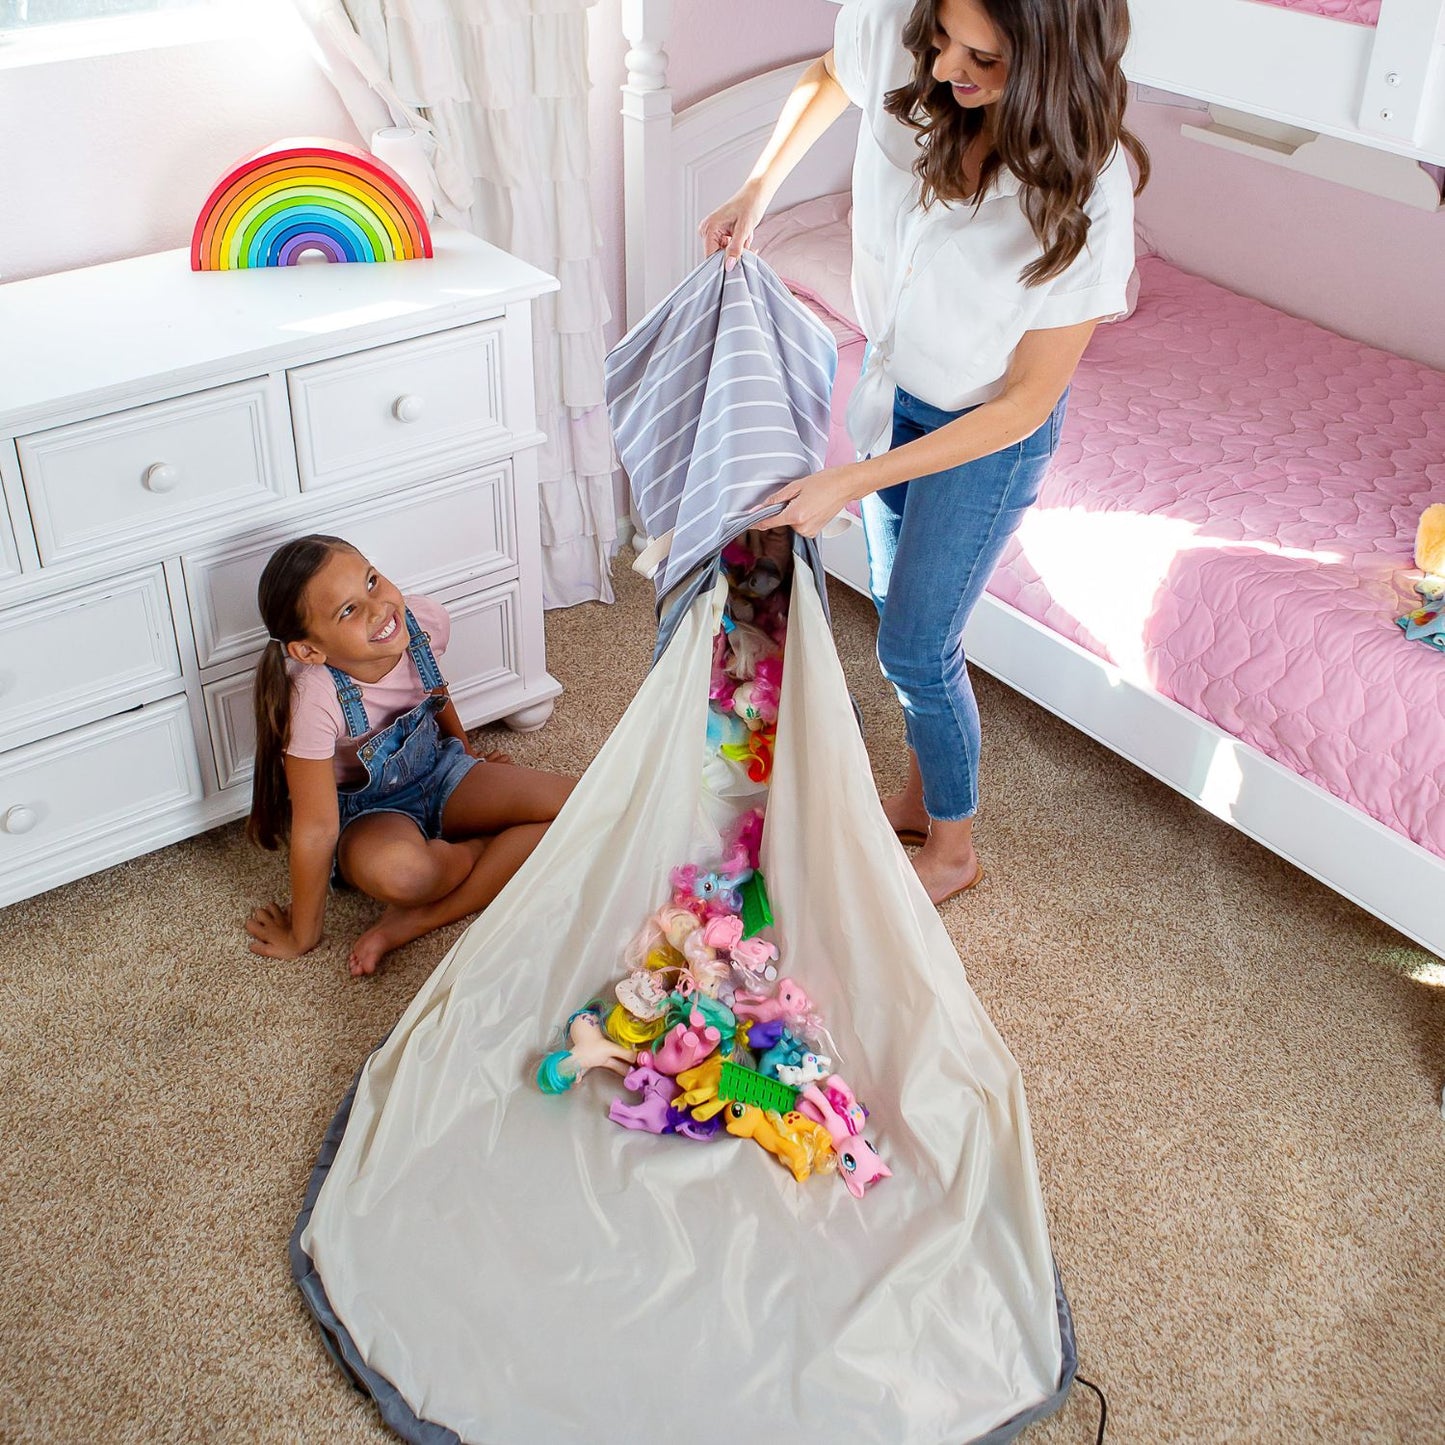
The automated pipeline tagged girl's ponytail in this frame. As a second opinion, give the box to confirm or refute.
[245,534,353,849]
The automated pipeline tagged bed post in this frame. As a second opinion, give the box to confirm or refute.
[621,0,673,330]
[1357,0,1445,150]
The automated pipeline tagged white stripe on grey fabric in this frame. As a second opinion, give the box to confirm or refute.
[605,250,838,602]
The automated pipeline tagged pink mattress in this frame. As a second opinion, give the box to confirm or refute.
[1250,0,1379,24]
[808,257,1445,860]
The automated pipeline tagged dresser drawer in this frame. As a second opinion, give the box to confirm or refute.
[0,696,202,878]
[288,322,510,492]
[17,377,294,565]
[203,671,255,792]
[183,467,517,671]
[445,580,524,716]
[0,566,181,750]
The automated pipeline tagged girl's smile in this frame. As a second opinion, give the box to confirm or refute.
[287,549,411,682]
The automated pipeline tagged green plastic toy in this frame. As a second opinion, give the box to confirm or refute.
[740,870,774,938]
[719,1060,797,1114]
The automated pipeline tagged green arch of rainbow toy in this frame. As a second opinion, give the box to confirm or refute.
[191,143,433,270]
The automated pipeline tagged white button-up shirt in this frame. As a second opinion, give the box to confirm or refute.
[833,0,1137,457]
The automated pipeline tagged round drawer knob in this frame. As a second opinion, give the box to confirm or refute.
[392,394,424,424]
[3,805,38,835]
[143,462,180,493]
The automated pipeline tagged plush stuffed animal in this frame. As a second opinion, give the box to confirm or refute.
[1415,503,1445,600]
[1397,504,1445,652]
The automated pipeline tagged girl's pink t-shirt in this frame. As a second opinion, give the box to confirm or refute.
[285,594,451,784]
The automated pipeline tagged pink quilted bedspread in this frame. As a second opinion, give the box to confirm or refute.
[983,256,1445,858]
[1250,0,1379,24]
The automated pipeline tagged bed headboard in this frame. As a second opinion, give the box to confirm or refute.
[622,17,859,329]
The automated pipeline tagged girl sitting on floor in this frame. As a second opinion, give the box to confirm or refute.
[244,534,574,976]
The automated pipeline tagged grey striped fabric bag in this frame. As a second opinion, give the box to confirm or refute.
[605,249,838,604]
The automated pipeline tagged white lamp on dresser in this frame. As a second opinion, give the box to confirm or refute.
[0,227,563,909]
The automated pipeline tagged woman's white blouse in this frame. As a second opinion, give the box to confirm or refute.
[833,0,1137,457]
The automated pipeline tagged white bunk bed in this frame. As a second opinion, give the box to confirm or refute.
[617,0,1445,964]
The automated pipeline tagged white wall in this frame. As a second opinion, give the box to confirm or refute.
[0,15,362,283]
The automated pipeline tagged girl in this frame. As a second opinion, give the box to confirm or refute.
[700,0,1148,905]
[244,534,574,976]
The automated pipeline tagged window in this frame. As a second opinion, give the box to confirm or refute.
[1,0,207,25]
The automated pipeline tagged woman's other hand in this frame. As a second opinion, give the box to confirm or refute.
[753,464,865,538]
[699,180,768,269]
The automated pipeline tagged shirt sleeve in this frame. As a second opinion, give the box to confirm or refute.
[832,0,872,108]
[1029,149,1139,330]
[284,663,344,761]
[405,594,452,659]
[834,0,914,107]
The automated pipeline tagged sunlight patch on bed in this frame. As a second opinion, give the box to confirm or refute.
[1015,509,1345,684]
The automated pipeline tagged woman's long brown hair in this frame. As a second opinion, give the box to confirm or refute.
[246,535,354,851]
[884,0,1149,286]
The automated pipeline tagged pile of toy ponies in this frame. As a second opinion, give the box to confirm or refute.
[535,537,890,1199]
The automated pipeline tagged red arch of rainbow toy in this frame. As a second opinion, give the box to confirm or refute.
[191,142,433,271]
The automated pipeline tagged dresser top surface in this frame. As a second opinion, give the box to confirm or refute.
[0,227,557,428]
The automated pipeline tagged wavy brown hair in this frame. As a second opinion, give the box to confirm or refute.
[246,534,356,851]
[884,0,1149,286]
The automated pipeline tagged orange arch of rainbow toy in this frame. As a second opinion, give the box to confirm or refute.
[191,140,433,271]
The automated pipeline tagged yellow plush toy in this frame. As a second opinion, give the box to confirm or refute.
[1416,503,1445,600]
[1397,504,1445,652]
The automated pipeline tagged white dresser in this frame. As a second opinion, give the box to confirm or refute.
[0,227,563,908]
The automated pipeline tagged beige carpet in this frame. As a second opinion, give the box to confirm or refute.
[2,554,1442,1445]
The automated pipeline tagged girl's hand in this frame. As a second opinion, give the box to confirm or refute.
[245,902,318,960]
[698,180,768,269]
[752,465,864,538]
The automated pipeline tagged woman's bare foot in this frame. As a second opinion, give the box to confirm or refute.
[881,789,930,842]
[911,816,983,905]
[911,841,984,905]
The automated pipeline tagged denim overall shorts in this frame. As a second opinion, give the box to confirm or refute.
[329,608,478,844]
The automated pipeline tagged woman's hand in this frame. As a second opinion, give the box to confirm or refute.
[752,464,867,538]
[698,180,768,268]
[245,902,319,961]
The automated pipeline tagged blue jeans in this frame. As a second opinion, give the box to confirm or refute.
[860,386,1067,821]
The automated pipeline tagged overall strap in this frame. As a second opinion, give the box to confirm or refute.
[404,608,448,694]
[326,665,371,739]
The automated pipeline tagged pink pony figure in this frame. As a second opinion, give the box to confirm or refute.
[732,977,813,1025]
[709,630,737,709]
[729,936,779,989]
[798,1082,891,1200]
[732,654,781,731]
[822,1076,869,1136]
[654,1008,721,1075]
[608,1055,677,1135]
[724,808,765,873]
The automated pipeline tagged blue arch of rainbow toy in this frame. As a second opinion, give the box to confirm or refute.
[246,208,377,268]
[254,217,372,268]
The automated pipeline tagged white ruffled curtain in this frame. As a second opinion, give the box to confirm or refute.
[293,0,617,607]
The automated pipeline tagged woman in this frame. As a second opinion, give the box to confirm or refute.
[700,0,1148,905]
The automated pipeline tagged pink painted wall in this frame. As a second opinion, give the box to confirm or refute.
[587,0,838,352]
[666,0,838,110]
[1128,97,1445,371]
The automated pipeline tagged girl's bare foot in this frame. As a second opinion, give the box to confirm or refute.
[348,911,408,976]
